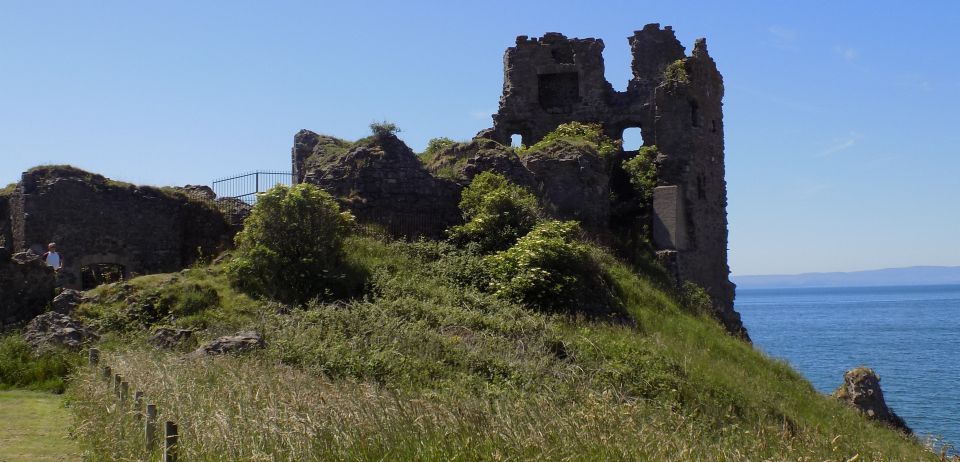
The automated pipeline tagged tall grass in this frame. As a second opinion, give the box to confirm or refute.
[0,333,80,393]
[67,236,941,460]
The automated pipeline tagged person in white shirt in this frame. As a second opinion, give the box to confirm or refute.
[42,242,63,272]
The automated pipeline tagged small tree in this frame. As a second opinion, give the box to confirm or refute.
[227,184,354,304]
[369,121,400,138]
[448,172,541,252]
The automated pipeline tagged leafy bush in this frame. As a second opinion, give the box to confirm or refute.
[664,59,689,83]
[419,137,456,163]
[679,281,714,316]
[369,121,400,137]
[483,220,591,312]
[447,172,541,252]
[0,333,78,392]
[622,145,659,204]
[227,183,355,304]
[517,122,621,158]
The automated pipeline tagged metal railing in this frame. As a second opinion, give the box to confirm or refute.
[211,171,292,205]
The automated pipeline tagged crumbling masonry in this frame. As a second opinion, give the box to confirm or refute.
[488,24,742,337]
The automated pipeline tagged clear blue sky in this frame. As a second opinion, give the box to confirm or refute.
[2,0,958,275]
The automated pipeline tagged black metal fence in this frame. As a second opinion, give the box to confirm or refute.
[211,171,292,205]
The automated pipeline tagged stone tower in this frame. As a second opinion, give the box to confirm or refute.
[490,24,745,337]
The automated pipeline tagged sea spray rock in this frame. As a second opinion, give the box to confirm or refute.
[834,366,911,433]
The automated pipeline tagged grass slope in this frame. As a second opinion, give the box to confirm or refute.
[66,236,938,461]
[0,390,79,462]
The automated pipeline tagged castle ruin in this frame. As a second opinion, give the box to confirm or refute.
[296,23,744,337]
[488,24,740,336]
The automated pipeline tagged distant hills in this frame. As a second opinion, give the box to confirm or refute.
[733,266,960,289]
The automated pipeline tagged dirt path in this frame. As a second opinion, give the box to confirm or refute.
[0,390,79,462]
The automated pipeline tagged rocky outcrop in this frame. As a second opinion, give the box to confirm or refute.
[521,141,610,232]
[425,138,536,189]
[23,312,98,350]
[6,165,235,289]
[149,327,194,349]
[834,367,911,433]
[51,288,83,315]
[0,251,56,327]
[299,132,461,238]
[191,331,265,356]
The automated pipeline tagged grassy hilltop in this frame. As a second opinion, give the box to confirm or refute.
[1,126,940,460]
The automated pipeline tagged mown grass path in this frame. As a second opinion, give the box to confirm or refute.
[0,390,79,462]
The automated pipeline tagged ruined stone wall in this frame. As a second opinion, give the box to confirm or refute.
[9,167,233,289]
[0,194,11,251]
[490,25,744,337]
[296,131,462,238]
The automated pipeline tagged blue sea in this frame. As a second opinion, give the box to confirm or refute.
[737,284,960,451]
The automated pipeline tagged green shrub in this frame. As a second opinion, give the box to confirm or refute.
[483,220,591,312]
[419,137,456,164]
[0,333,78,392]
[370,121,400,137]
[227,183,355,304]
[664,59,689,83]
[448,172,541,252]
[679,281,714,316]
[517,122,621,158]
[622,145,659,204]
[157,282,220,317]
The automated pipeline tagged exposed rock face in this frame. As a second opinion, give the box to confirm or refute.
[51,288,83,315]
[149,327,194,349]
[521,141,610,232]
[192,331,264,356]
[6,166,235,289]
[425,138,536,190]
[23,312,98,350]
[298,132,461,238]
[0,251,56,327]
[834,367,911,433]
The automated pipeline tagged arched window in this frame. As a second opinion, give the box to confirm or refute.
[690,100,700,127]
[510,133,524,147]
[81,263,126,290]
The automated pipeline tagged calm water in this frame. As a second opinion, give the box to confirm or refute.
[737,284,960,450]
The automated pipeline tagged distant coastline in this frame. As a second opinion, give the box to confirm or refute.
[733,266,960,289]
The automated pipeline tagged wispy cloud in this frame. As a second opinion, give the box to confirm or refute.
[768,26,798,44]
[816,131,863,157]
[834,46,858,61]
[898,72,932,92]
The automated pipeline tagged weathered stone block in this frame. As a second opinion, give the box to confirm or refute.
[652,186,686,250]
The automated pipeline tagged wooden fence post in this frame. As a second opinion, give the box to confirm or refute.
[163,421,178,462]
[102,365,111,381]
[113,374,122,398]
[145,404,157,452]
[134,391,144,421]
[88,348,99,368]
[120,381,129,402]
